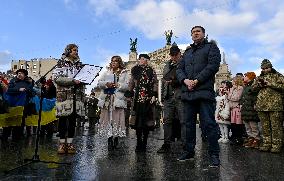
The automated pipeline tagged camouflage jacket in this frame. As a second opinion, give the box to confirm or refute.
[252,70,284,111]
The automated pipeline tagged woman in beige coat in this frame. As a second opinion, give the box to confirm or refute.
[53,44,85,154]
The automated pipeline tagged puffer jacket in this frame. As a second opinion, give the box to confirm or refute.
[7,76,35,105]
[176,39,221,101]
[215,95,230,124]
[97,68,129,109]
[240,81,259,122]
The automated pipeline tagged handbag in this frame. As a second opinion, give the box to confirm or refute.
[129,110,136,127]
[129,89,137,127]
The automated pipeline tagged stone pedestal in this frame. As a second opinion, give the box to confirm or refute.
[129,51,137,62]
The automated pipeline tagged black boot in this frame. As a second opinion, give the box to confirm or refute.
[1,127,12,141]
[157,144,171,153]
[135,142,143,152]
[113,137,118,149]
[235,124,244,145]
[135,137,143,152]
[142,130,149,152]
[230,124,236,144]
[108,137,114,151]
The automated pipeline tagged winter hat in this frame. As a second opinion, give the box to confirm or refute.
[138,54,150,60]
[261,59,272,69]
[244,72,256,80]
[236,73,243,77]
[169,45,180,56]
[16,69,28,76]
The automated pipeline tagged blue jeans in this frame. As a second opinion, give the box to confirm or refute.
[183,99,220,156]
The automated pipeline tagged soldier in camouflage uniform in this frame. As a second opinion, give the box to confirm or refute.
[157,45,185,153]
[252,59,284,153]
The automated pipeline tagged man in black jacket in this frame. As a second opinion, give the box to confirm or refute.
[176,26,221,167]
[2,69,34,140]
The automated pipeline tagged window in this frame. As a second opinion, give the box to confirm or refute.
[33,71,36,75]
[20,64,24,69]
[27,64,30,69]
[13,65,17,70]
[33,64,37,69]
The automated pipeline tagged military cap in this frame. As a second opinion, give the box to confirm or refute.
[261,59,272,69]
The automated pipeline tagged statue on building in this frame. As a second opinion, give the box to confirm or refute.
[164,30,173,45]
[130,38,137,52]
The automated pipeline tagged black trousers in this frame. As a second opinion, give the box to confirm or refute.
[58,115,76,139]
[136,128,149,147]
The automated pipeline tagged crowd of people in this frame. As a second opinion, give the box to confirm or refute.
[1,25,284,169]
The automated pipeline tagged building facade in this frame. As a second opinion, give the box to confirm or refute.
[215,52,231,90]
[11,58,58,81]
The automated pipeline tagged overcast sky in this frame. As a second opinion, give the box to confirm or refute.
[1,0,284,77]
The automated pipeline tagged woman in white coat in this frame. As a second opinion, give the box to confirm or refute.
[97,56,129,150]
[215,81,231,143]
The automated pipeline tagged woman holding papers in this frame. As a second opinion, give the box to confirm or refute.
[97,56,129,150]
[53,44,85,154]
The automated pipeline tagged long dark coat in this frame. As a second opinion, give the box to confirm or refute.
[128,64,158,130]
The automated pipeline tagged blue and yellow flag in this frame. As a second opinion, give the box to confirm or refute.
[0,92,26,127]
[25,96,57,126]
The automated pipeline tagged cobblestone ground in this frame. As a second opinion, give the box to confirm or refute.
[0,125,284,180]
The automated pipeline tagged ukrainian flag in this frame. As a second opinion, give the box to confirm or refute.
[0,92,26,127]
[25,96,57,126]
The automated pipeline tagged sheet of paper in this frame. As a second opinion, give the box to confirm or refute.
[74,65,102,84]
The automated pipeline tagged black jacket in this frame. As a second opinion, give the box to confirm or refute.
[7,76,35,105]
[7,77,34,95]
[162,60,182,100]
[176,39,221,101]
[240,81,259,122]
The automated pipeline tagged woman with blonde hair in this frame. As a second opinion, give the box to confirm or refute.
[228,76,244,145]
[97,56,129,150]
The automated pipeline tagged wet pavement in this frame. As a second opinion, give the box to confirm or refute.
[0,125,284,181]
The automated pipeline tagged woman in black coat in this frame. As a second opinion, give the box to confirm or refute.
[127,54,158,152]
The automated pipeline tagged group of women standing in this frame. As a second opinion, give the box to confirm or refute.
[97,54,157,151]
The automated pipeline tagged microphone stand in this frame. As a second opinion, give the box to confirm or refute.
[4,60,71,174]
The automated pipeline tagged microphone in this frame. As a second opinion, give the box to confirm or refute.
[113,74,116,84]
[61,53,67,60]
